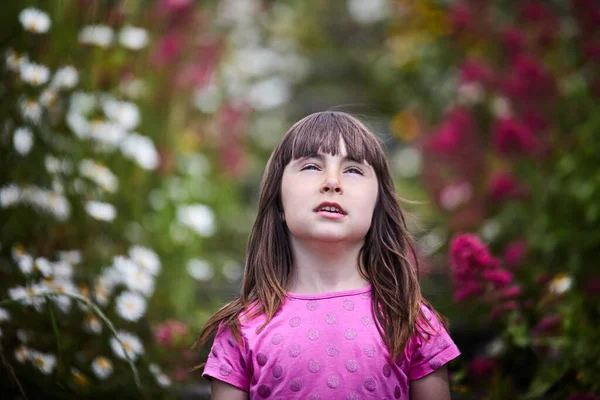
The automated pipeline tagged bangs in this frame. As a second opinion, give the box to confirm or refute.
[280,111,383,168]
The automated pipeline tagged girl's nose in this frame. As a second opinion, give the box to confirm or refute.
[320,171,343,194]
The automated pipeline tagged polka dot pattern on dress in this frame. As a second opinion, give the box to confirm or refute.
[344,328,357,340]
[382,364,391,377]
[347,392,360,400]
[307,329,319,340]
[343,300,355,311]
[257,353,268,366]
[257,385,271,398]
[364,377,376,392]
[308,359,321,373]
[345,359,359,373]
[289,344,301,357]
[435,336,449,350]
[271,333,283,345]
[306,300,319,311]
[364,345,375,358]
[290,378,302,392]
[361,316,373,327]
[272,365,283,379]
[327,375,340,389]
[327,344,340,357]
[308,394,320,400]
[289,316,301,327]
[429,358,443,370]
[219,364,232,376]
[325,313,337,325]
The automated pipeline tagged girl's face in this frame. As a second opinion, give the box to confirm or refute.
[280,138,379,245]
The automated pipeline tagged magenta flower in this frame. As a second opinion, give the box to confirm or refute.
[459,59,494,85]
[469,357,498,378]
[482,269,513,288]
[500,26,525,59]
[151,34,183,66]
[159,0,192,13]
[450,234,499,280]
[499,285,522,299]
[490,300,518,318]
[501,56,555,101]
[492,117,538,156]
[424,108,475,155]
[488,172,528,202]
[503,239,528,268]
[449,2,473,34]
[453,281,483,302]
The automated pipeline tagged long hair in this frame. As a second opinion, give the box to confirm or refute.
[195,111,443,360]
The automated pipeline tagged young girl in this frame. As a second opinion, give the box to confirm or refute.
[196,111,460,399]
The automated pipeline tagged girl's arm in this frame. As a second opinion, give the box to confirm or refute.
[210,379,249,400]
[409,366,451,400]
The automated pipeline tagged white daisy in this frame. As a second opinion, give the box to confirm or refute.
[120,133,159,170]
[19,97,43,124]
[30,350,57,374]
[8,284,47,311]
[549,274,572,295]
[94,278,112,307]
[82,313,102,334]
[156,373,172,387]
[1,185,21,207]
[51,66,79,90]
[347,0,389,24]
[20,62,50,86]
[34,257,53,277]
[66,110,91,138]
[13,127,34,155]
[115,291,147,321]
[70,91,97,114]
[44,278,76,313]
[17,329,28,342]
[52,260,73,279]
[129,246,161,275]
[85,201,116,222]
[57,250,82,265]
[177,204,216,236]
[110,330,144,361]
[15,345,29,363]
[119,26,149,50]
[0,307,10,322]
[5,49,29,72]
[46,192,71,221]
[123,266,155,297]
[40,89,58,108]
[187,259,214,281]
[44,155,73,174]
[78,25,114,48]
[89,120,127,146]
[17,254,33,274]
[103,99,140,130]
[79,159,118,193]
[19,8,51,33]
[91,356,113,379]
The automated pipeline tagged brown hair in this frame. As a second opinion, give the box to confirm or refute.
[195,111,443,360]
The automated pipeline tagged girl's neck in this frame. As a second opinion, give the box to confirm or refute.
[287,237,369,295]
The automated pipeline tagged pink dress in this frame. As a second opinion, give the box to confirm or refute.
[203,285,460,399]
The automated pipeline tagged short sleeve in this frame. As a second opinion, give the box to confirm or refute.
[202,323,250,391]
[407,305,461,381]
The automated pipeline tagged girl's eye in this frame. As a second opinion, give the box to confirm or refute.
[301,164,320,171]
[345,167,364,175]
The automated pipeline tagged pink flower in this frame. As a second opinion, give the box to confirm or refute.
[492,117,538,156]
[151,34,183,66]
[500,27,525,59]
[440,181,472,211]
[488,172,528,202]
[500,285,522,299]
[450,234,500,280]
[453,281,483,302]
[501,56,555,101]
[424,108,475,155]
[504,239,528,268]
[459,59,494,85]
[449,2,473,34]
[154,326,172,347]
[482,269,513,288]
[490,300,518,318]
[159,0,192,12]
[469,357,497,378]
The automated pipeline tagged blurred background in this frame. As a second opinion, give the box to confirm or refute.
[1,0,599,399]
